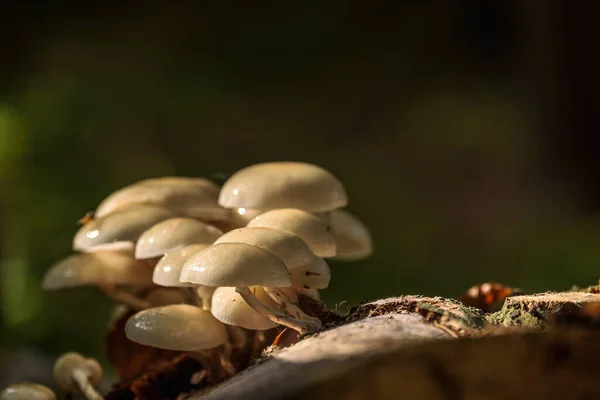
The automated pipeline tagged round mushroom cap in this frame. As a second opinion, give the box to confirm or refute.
[330,210,373,261]
[42,251,153,290]
[0,383,56,400]
[125,304,227,351]
[290,258,331,289]
[180,242,292,288]
[214,227,316,269]
[73,205,178,251]
[218,162,347,213]
[136,218,222,259]
[153,243,211,287]
[247,209,336,257]
[211,286,279,330]
[95,177,228,221]
[53,352,102,393]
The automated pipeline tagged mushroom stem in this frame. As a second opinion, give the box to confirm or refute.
[99,284,151,310]
[235,287,312,334]
[188,287,204,308]
[71,368,104,400]
[263,287,323,328]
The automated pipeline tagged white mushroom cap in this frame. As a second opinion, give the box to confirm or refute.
[211,286,279,330]
[247,209,336,257]
[42,251,153,289]
[135,217,222,259]
[146,287,189,306]
[73,205,178,251]
[290,258,331,289]
[0,383,56,400]
[214,227,316,269]
[180,242,292,288]
[95,177,228,221]
[330,210,373,261]
[153,243,211,287]
[125,304,227,351]
[218,162,347,213]
[53,352,102,394]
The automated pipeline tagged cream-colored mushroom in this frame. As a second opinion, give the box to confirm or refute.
[211,286,279,330]
[42,250,153,310]
[53,353,103,400]
[125,304,227,352]
[247,209,336,257]
[289,257,331,290]
[0,383,56,400]
[329,209,373,261]
[73,205,177,251]
[218,162,347,213]
[180,243,321,334]
[135,217,222,259]
[95,177,228,221]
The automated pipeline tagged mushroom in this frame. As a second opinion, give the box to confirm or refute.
[180,242,321,334]
[247,209,336,257]
[95,177,228,221]
[0,383,56,400]
[152,243,214,309]
[73,205,178,251]
[329,210,373,261]
[135,217,222,259]
[42,249,154,310]
[53,352,103,400]
[218,162,347,213]
[211,286,279,330]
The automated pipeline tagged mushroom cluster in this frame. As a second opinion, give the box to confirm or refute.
[5,161,372,397]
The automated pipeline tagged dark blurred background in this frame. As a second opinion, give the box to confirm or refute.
[1,0,599,389]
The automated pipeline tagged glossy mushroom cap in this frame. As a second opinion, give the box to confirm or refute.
[289,258,331,290]
[0,383,56,400]
[53,352,102,393]
[125,304,227,351]
[73,205,177,251]
[180,242,292,288]
[95,177,228,220]
[218,162,347,213]
[330,210,373,261]
[247,209,336,257]
[153,243,211,287]
[214,227,316,269]
[42,251,153,290]
[211,286,279,330]
[136,217,222,259]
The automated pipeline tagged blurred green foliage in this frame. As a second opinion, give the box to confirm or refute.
[0,2,597,383]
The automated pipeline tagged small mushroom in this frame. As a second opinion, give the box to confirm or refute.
[135,217,222,259]
[247,208,336,257]
[0,383,56,400]
[211,286,279,330]
[214,227,316,269]
[95,177,228,221]
[42,250,153,310]
[73,205,178,251]
[125,304,227,352]
[329,210,373,261]
[218,162,348,213]
[53,352,103,400]
[180,242,321,334]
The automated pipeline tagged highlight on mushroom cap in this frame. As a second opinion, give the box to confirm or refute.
[42,251,153,290]
[214,227,316,269]
[73,204,178,251]
[153,243,211,287]
[180,242,292,288]
[0,382,56,400]
[95,176,228,220]
[135,217,222,259]
[211,286,279,330]
[247,208,337,257]
[218,162,348,213]
[125,304,228,351]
